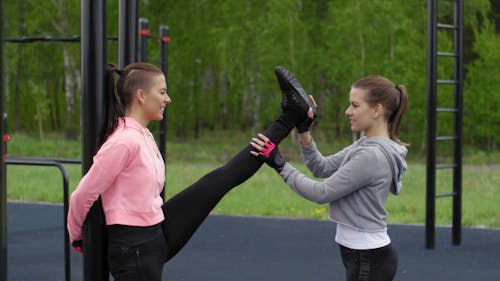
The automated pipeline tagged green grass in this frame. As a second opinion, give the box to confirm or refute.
[5,132,500,228]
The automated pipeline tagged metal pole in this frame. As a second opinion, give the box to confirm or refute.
[159,25,170,199]
[426,0,437,250]
[4,158,72,281]
[138,18,149,62]
[452,0,463,246]
[0,0,6,277]
[81,1,109,280]
[118,0,138,68]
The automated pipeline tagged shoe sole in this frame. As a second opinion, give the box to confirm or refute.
[275,66,316,116]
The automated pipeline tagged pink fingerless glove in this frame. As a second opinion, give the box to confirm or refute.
[258,140,285,173]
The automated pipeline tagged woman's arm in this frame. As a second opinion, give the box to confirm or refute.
[67,141,131,242]
[298,131,313,146]
[299,134,352,178]
[280,147,381,204]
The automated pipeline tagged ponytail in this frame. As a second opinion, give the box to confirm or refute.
[96,64,124,150]
[390,84,409,147]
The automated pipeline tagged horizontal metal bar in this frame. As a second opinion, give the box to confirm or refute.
[437,23,457,29]
[437,51,457,57]
[436,108,458,113]
[7,156,81,164]
[436,136,457,141]
[436,163,457,169]
[3,36,118,43]
[437,79,458,84]
[436,192,457,198]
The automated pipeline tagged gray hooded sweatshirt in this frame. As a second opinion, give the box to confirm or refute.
[279,136,408,232]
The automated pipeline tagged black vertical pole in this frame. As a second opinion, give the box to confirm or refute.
[426,0,437,250]
[119,0,138,68]
[0,1,6,278]
[452,0,463,246]
[81,1,109,281]
[138,18,149,62]
[159,25,169,199]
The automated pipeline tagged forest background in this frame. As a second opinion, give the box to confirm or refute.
[2,0,500,156]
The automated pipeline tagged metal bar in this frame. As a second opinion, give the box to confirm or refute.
[437,23,456,29]
[119,0,138,68]
[436,192,457,198]
[159,25,169,199]
[437,51,457,57]
[426,0,437,250]
[0,2,6,276]
[10,156,81,164]
[436,107,458,113]
[452,0,463,246]
[138,18,148,62]
[81,1,109,280]
[4,36,118,43]
[4,159,71,281]
[436,136,457,141]
[4,36,81,42]
[437,79,458,84]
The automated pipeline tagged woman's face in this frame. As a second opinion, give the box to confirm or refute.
[143,74,171,121]
[344,87,377,132]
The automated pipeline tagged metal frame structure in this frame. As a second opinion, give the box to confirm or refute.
[118,0,138,68]
[0,1,5,277]
[3,36,118,43]
[138,18,149,62]
[426,0,463,249]
[0,0,170,279]
[159,25,170,175]
[81,1,109,280]
[4,157,78,281]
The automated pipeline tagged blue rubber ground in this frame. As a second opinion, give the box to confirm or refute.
[6,202,500,281]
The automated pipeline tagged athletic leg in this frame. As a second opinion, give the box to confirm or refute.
[162,112,298,261]
[162,66,314,261]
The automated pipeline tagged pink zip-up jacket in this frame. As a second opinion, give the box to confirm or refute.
[67,117,165,242]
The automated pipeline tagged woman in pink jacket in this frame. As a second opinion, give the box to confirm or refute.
[67,62,315,281]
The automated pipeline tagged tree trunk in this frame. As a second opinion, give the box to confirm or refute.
[46,0,79,139]
[353,0,365,142]
[63,46,77,139]
[355,0,366,73]
[14,1,26,132]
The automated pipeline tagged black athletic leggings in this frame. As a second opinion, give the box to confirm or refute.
[339,244,398,281]
[162,112,298,261]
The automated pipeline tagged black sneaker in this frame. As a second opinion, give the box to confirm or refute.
[275,66,316,120]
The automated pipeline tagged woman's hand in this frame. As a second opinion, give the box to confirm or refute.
[250,134,285,172]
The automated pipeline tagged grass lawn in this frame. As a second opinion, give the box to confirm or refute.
[4,132,500,228]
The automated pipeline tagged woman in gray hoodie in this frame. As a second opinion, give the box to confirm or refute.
[251,75,408,281]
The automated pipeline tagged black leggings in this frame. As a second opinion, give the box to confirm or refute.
[162,113,298,261]
[339,244,398,281]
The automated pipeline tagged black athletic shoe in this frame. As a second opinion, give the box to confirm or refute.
[275,66,316,120]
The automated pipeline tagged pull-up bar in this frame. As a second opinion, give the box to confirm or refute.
[3,36,118,43]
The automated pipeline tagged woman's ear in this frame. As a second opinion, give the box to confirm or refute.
[135,89,146,105]
[373,103,384,118]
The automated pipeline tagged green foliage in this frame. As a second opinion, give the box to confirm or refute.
[464,17,500,150]
[1,0,499,150]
